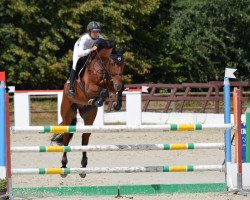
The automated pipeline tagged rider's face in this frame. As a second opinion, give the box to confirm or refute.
[90,31,100,40]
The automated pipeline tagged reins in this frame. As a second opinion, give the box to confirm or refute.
[95,51,113,79]
[96,51,123,77]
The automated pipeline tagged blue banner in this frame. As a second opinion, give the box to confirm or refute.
[241,123,246,163]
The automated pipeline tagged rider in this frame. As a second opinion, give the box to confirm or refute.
[68,21,104,97]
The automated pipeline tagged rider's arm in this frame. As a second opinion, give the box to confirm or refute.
[77,35,91,57]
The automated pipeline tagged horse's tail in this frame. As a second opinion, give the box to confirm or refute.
[50,118,77,146]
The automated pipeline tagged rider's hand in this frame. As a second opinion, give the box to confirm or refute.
[91,46,97,52]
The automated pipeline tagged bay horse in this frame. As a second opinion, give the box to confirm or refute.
[51,39,125,178]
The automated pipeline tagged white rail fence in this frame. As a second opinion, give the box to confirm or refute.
[13,90,237,126]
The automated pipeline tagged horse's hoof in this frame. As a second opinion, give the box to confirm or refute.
[79,173,86,178]
[60,174,68,178]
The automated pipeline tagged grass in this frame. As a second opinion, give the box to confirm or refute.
[30,99,58,125]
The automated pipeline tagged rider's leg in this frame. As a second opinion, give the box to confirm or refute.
[68,56,89,97]
[76,56,89,75]
[68,68,76,96]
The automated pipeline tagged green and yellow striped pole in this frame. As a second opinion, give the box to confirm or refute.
[169,124,202,131]
[11,124,232,134]
[11,165,225,175]
[43,126,76,133]
[11,143,225,152]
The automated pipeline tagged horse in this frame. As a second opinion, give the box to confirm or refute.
[51,39,125,178]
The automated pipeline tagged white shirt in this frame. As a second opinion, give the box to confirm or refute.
[72,33,104,70]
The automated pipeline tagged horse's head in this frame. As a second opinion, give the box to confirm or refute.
[93,39,125,92]
[95,38,116,58]
[108,48,125,92]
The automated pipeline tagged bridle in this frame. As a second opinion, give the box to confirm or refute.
[95,51,123,80]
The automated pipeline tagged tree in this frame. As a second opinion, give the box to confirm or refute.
[154,0,250,83]
[0,0,161,89]
[0,0,73,89]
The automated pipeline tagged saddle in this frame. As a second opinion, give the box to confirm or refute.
[75,56,91,78]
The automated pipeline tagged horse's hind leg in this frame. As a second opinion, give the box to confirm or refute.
[78,105,98,178]
[60,117,76,178]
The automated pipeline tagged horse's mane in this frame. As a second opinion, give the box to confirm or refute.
[95,38,116,52]
[95,39,124,64]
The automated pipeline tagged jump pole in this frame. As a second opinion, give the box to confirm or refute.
[11,143,225,152]
[11,124,232,133]
[224,68,237,163]
[224,77,231,163]
[11,165,225,175]
[233,88,243,192]
[233,88,238,162]
[0,72,14,199]
[5,91,14,199]
[0,73,6,179]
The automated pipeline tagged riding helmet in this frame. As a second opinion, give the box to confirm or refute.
[86,21,101,32]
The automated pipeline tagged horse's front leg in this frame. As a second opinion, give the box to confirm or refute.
[113,83,124,111]
[86,84,108,107]
[93,88,109,107]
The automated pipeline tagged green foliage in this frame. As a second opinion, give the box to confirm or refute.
[155,0,250,83]
[0,179,7,192]
[0,0,71,89]
[0,0,161,88]
[0,0,249,89]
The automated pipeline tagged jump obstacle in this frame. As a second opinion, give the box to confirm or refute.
[1,69,250,198]
[12,165,225,175]
[11,143,225,152]
[11,123,232,133]
[10,124,229,177]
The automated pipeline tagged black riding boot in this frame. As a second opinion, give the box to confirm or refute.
[68,69,76,96]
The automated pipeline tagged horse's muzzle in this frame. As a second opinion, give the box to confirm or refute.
[112,76,123,92]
